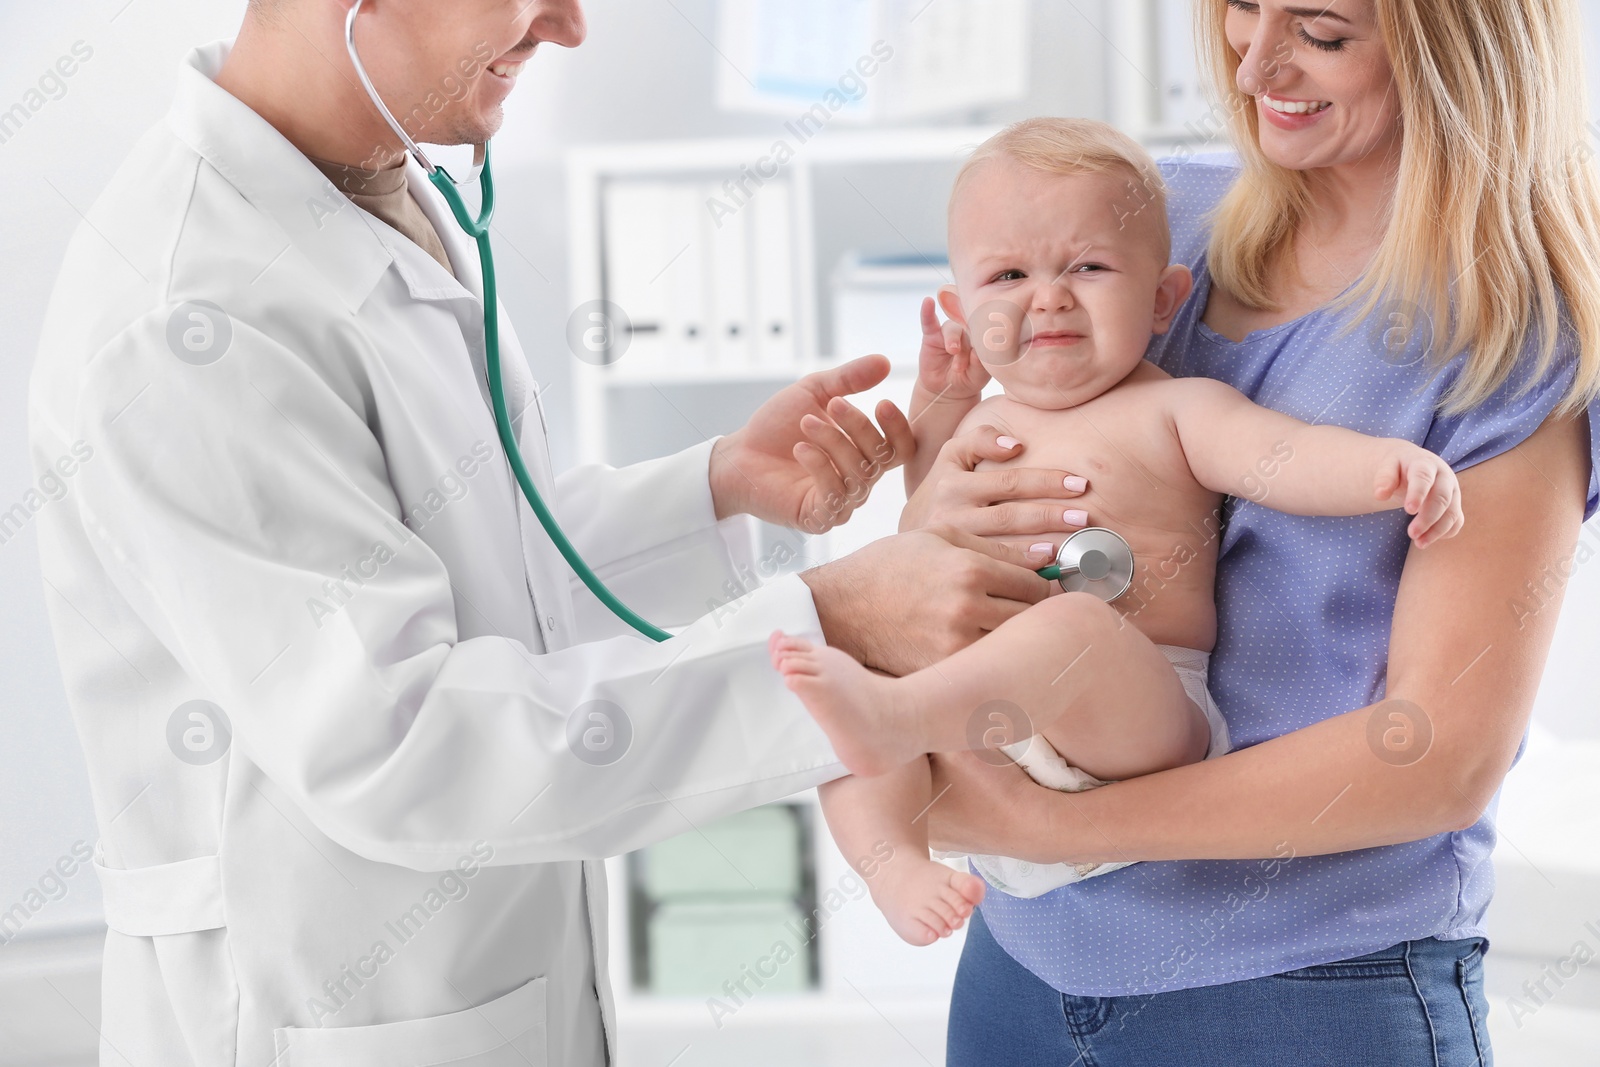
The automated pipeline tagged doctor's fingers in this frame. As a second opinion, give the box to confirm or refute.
[821,395,915,475]
[797,419,872,516]
[793,441,858,526]
[800,409,892,494]
[928,528,1056,601]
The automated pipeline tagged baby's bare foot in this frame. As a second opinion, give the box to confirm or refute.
[768,631,919,776]
[867,852,987,947]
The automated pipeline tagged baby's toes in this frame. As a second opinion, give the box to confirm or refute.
[926,892,961,928]
[918,905,954,939]
[952,871,987,908]
[935,885,974,924]
[776,651,822,678]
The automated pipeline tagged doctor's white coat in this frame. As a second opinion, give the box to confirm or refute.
[28,42,841,1067]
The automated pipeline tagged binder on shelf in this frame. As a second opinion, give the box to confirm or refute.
[601,181,668,374]
[703,179,754,371]
[830,250,952,369]
[753,180,799,370]
[602,180,710,376]
[659,181,710,375]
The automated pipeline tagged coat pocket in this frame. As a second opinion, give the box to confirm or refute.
[272,976,546,1066]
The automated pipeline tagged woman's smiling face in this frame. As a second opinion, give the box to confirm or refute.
[1223,0,1402,172]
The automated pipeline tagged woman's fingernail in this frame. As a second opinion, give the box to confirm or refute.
[997,435,1021,449]
[1064,509,1088,526]
[1064,476,1087,492]
[1029,542,1055,560]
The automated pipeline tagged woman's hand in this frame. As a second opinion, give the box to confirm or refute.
[711,354,915,532]
[899,424,1094,556]
[925,750,1080,864]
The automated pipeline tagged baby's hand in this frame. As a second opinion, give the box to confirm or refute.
[1374,444,1463,548]
[915,297,989,403]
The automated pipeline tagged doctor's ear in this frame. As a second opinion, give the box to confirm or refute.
[936,285,968,328]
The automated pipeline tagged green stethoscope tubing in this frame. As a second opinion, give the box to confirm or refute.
[428,154,1130,636]
[427,149,674,643]
[429,156,1122,625]
[347,2,1116,639]
[344,0,672,643]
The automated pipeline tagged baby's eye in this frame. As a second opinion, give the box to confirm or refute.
[990,269,1027,283]
[1073,263,1108,273]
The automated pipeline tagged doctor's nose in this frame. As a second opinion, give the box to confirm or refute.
[530,0,587,48]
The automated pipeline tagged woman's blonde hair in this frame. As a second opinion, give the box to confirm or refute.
[952,118,1173,263]
[1196,0,1600,416]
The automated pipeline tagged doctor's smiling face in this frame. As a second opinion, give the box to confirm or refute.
[347,0,586,149]
[1222,0,1401,172]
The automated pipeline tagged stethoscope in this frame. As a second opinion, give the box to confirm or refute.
[1037,527,1136,601]
[343,4,1136,645]
[345,1,675,642]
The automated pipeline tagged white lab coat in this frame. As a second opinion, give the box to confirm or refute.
[29,42,841,1067]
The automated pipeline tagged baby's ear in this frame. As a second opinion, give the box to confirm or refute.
[936,284,968,327]
[1152,264,1194,334]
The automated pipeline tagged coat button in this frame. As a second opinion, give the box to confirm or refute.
[546,615,557,630]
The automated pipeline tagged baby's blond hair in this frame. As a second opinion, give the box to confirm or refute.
[951,117,1171,264]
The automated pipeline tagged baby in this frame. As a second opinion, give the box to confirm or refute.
[768,118,1466,947]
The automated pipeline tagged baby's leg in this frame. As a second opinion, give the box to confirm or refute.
[818,760,986,946]
[770,593,1208,778]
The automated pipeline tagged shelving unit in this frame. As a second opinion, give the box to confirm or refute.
[565,126,1000,468]
[568,130,996,1052]
[602,787,970,1061]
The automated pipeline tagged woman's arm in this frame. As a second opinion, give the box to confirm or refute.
[927,411,1592,863]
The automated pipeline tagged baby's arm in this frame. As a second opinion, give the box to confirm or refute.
[1167,377,1464,546]
[904,298,988,496]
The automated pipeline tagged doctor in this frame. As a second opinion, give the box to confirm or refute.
[29,0,1078,1064]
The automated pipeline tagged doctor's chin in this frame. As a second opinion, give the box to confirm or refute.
[6,2,1600,1067]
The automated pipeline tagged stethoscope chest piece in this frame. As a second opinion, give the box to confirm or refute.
[1038,527,1135,602]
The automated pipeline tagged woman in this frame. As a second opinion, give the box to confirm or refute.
[900,1,1600,1063]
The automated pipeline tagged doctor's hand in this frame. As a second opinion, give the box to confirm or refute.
[799,527,1056,676]
[710,354,915,533]
[900,424,1094,555]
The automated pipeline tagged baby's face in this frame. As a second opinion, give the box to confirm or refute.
[944,159,1191,409]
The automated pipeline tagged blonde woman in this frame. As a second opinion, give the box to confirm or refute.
[898,0,1600,1062]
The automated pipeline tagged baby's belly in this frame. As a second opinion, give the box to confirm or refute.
[1053,530,1220,653]
[1109,560,1219,652]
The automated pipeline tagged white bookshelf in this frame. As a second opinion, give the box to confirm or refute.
[564,126,1000,468]
[567,131,999,1051]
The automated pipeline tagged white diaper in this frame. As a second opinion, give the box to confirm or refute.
[958,643,1230,899]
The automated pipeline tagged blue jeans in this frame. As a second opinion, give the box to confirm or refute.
[948,910,1492,1066]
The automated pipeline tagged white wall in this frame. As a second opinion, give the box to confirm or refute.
[0,0,1112,944]
[4,10,1597,1063]
[0,0,252,939]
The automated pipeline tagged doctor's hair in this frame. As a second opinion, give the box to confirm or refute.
[950,117,1173,264]
[1196,0,1600,418]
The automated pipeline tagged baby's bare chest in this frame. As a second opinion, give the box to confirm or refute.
[971,393,1219,539]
